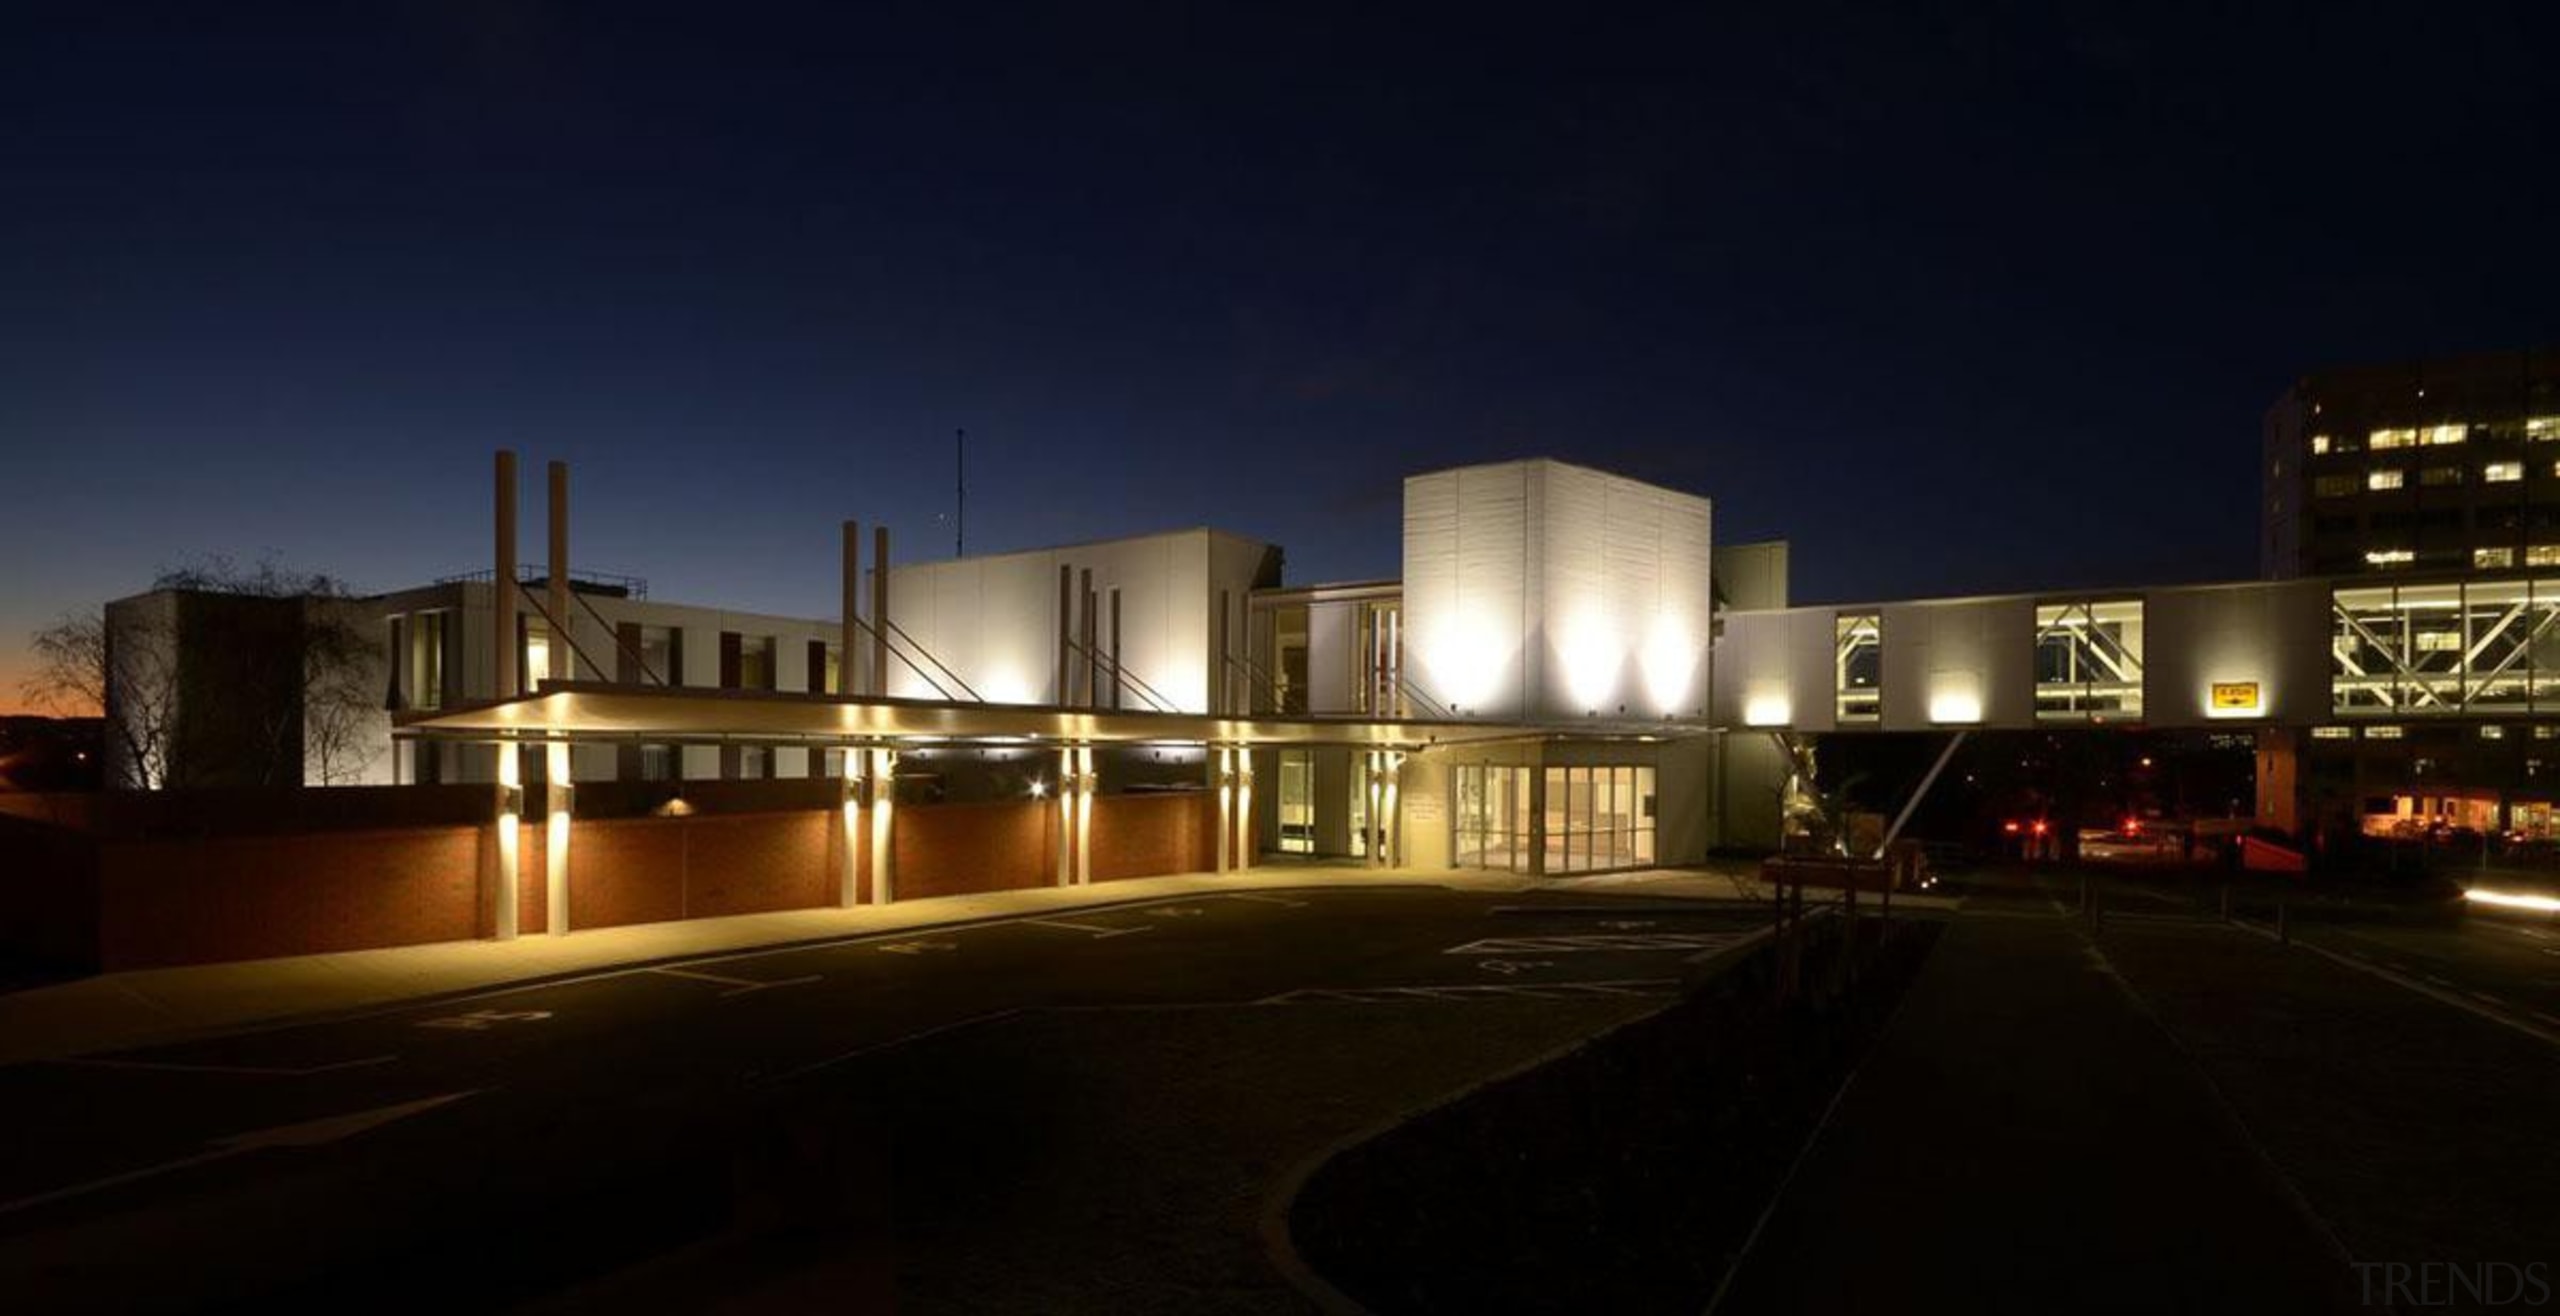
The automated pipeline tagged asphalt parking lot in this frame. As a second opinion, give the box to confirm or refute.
[0,883,1775,1311]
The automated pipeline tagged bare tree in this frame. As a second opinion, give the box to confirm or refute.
[24,608,179,789]
[148,554,383,787]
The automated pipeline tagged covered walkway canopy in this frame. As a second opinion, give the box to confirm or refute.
[391,680,1693,749]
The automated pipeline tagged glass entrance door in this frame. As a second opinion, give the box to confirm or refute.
[1277,750,1314,854]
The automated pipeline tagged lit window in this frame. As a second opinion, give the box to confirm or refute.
[2415,628,2462,653]
[2422,466,2464,486]
[2529,417,2560,441]
[2536,725,2560,740]
[2364,549,2414,567]
[2366,725,2404,739]
[2476,547,2515,569]
[2531,545,2560,567]
[2485,461,2524,483]
[2424,424,2468,446]
[2481,725,2506,740]
[2310,726,2354,740]
[2367,469,2405,491]
[2370,428,2416,450]
[2310,434,2332,455]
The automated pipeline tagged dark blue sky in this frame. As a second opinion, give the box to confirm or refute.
[5,2,2555,706]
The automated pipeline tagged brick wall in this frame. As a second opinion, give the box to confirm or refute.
[98,825,482,970]
[1088,792,1216,882]
[896,799,1056,899]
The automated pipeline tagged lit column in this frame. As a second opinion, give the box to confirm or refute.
[869,747,898,903]
[1380,751,1404,869]
[493,741,521,941]
[1055,746,1075,887]
[1234,748,1255,871]
[1073,746,1094,884]
[545,739,572,935]
[838,748,864,908]
[1214,746,1234,874]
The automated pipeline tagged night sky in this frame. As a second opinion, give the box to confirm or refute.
[6,3,2555,711]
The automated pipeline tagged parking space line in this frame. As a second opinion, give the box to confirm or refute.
[1020,918,1152,938]
[1260,978,1681,1005]
[1220,893,1310,908]
[1446,932,1748,955]
[45,1054,398,1078]
[760,1009,1027,1084]
[648,966,821,996]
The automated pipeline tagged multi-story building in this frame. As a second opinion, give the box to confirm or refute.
[2263,348,2560,579]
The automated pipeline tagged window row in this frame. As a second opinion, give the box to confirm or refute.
[1830,600,2144,722]
[2314,459,2560,497]
[2332,580,2560,715]
[2312,418,2560,454]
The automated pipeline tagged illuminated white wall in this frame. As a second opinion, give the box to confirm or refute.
[1711,608,1835,733]
[1880,597,2036,730]
[1404,459,1711,722]
[885,529,1275,712]
[2140,580,2329,728]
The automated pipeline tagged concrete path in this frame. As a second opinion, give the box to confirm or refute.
[1710,885,2367,1314]
[0,863,1903,1066]
[0,866,1507,1064]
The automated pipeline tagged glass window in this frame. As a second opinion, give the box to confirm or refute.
[2370,428,2416,450]
[407,611,447,711]
[2421,466,2464,486]
[2532,546,2560,567]
[639,744,674,781]
[2311,726,2354,740]
[2477,548,2516,569]
[2310,434,2332,455]
[2486,461,2524,483]
[737,635,775,691]
[1277,750,1315,854]
[1835,613,1881,722]
[2424,424,2468,446]
[2531,417,2560,442]
[638,626,677,686]
[2367,469,2405,490]
[1271,603,1310,714]
[2364,549,2414,567]
[2313,475,2356,498]
[2034,599,2143,720]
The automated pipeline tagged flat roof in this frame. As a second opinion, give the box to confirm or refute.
[394,681,1698,749]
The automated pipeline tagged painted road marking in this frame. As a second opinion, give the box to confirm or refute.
[1261,979,1679,1005]
[1599,920,1659,930]
[761,1009,1027,1084]
[416,1009,553,1032]
[1143,906,1206,918]
[1220,893,1310,908]
[1447,932,1749,955]
[1022,918,1152,939]
[875,940,958,955]
[2472,991,2508,1006]
[1476,959,1557,975]
[648,966,821,997]
[0,1091,477,1217]
[46,1054,398,1078]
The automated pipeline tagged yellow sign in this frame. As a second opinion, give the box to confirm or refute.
[2210,682,2261,712]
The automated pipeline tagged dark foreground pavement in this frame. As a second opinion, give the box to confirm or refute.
[0,885,1761,1312]
[1712,875,2368,1315]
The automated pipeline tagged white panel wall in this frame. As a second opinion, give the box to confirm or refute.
[884,529,1272,713]
[1880,597,2036,731]
[2141,580,2331,729]
[1405,459,1710,723]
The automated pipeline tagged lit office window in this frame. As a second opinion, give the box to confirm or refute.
[2310,726,2354,740]
[2538,725,2560,740]
[2421,466,2464,487]
[2485,461,2524,483]
[2367,469,2405,491]
[2310,434,2332,455]
[2034,599,2143,720]
[2476,547,2516,569]
[2531,417,2560,442]
[2363,549,2414,567]
[2332,579,2559,717]
[2369,428,2416,450]
[2532,546,2560,567]
[2365,725,2404,739]
[2423,424,2468,446]
[1452,762,1530,872]
[408,611,447,711]
[2481,725,2506,740]
[1835,613,1881,722]
[2313,475,2356,498]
